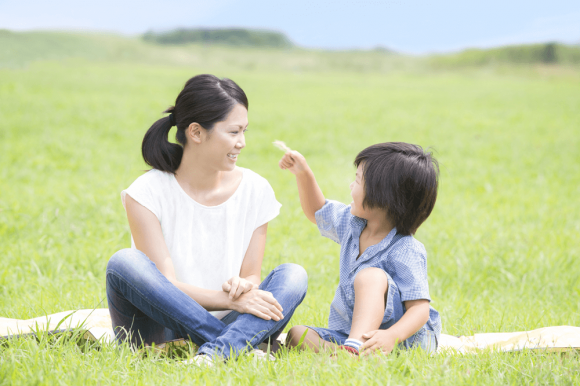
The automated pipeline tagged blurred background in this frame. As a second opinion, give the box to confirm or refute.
[1,0,580,67]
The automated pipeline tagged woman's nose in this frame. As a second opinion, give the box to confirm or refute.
[236,136,246,149]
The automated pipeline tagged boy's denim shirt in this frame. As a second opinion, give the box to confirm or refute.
[315,199,442,339]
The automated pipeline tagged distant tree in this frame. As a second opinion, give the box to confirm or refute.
[142,28,294,48]
[541,43,557,63]
[429,42,580,67]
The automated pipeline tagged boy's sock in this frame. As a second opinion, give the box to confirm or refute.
[343,338,363,353]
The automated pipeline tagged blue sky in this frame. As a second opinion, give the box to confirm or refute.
[0,0,579,54]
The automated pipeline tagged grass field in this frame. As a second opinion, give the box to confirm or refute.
[1,33,580,384]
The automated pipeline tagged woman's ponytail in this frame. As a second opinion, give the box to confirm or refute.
[142,106,183,174]
[141,74,248,174]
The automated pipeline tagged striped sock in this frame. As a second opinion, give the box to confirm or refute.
[343,338,363,353]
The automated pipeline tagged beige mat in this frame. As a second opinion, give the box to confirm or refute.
[2,309,579,354]
[0,308,115,343]
[438,326,580,353]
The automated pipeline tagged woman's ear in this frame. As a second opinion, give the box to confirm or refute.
[187,123,203,144]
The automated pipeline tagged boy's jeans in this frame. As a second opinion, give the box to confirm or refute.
[106,248,308,359]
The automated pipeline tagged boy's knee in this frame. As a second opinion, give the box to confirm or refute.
[287,325,309,346]
[354,267,388,291]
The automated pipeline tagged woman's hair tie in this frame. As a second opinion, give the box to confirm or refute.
[168,113,176,127]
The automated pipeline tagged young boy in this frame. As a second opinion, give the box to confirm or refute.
[279,142,441,356]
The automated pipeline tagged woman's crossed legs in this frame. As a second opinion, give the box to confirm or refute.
[106,248,308,360]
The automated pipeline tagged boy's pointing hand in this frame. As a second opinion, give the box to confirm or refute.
[279,150,309,175]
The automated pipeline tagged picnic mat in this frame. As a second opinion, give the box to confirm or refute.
[0,308,115,344]
[2,309,580,354]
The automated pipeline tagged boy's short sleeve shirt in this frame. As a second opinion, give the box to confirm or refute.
[314,199,352,244]
[314,199,441,338]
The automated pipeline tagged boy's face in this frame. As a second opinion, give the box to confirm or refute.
[349,164,368,218]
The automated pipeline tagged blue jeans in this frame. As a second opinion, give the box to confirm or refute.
[106,248,308,359]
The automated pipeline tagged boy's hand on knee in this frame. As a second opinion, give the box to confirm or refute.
[278,151,309,176]
[360,330,397,356]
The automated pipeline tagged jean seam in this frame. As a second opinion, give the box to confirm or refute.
[248,294,304,346]
[246,265,307,347]
[236,287,307,350]
[106,274,149,320]
[106,270,204,343]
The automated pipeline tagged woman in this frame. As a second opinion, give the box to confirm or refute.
[106,74,308,363]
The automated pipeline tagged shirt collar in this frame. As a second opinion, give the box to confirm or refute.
[350,215,367,238]
[377,227,398,250]
[351,222,399,269]
[350,215,398,248]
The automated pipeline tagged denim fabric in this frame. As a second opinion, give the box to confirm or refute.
[314,200,441,340]
[305,325,438,354]
[106,248,308,359]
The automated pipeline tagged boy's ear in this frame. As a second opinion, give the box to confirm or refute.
[187,123,203,144]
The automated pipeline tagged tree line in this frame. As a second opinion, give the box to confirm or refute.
[142,28,294,48]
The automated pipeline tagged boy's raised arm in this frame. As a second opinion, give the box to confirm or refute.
[279,150,326,224]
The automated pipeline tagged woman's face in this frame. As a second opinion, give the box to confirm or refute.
[202,104,248,171]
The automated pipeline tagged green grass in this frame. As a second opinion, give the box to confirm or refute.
[1,36,580,384]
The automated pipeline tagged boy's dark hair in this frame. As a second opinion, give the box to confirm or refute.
[354,142,439,236]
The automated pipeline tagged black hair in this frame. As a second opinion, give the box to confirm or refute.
[354,142,439,236]
[142,74,249,173]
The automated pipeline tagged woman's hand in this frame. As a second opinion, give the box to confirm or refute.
[279,150,310,175]
[222,276,258,300]
[360,330,397,356]
[229,289,284,321]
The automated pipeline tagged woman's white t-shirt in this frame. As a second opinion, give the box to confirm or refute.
[121,167,281,318]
